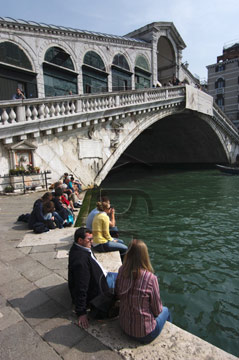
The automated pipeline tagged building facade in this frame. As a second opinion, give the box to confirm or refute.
[207,43,239,128]
[0,17,197,101]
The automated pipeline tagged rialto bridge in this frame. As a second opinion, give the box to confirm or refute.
[0,85,239,187]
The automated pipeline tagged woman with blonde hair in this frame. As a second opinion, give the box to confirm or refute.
[92,200,127,262]
[115,239,171,344]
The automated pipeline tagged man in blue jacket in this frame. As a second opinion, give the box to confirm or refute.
[68,227,115,328]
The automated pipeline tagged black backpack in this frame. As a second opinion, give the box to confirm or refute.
[32,222,49,234]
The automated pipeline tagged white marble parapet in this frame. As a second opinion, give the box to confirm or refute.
[0,86,185,128]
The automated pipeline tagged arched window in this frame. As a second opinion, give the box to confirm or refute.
[0,41,32,70]
[112,54,132,91]
[216,95,224,107]
[82,51,108,94]
[43,46,78,96]
[157,37,176,84]
[215,64,225,72]
[215,78,225,89]
[112,54,130,70]
[44,46,74,70]
[0,41,37,100]
[135,55,151,89]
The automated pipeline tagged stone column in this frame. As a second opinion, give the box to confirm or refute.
[151,33,158,87]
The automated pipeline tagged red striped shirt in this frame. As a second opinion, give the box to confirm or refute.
[115,267,163,338]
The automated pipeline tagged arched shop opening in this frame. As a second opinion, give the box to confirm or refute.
[43,46,78,96]
[112,54,132,91]
[135,55,151,89]
[157,36,176,84]
[0,41,37,100]
[82,51,108,94]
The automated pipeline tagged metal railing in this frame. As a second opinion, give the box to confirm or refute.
[0,171,51,194]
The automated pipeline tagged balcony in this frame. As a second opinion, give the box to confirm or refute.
[216,88,224,94]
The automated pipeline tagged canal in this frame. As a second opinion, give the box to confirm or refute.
[101,165,239,357]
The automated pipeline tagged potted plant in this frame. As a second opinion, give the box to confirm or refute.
[4,185,14,193]
[34,166,40,174]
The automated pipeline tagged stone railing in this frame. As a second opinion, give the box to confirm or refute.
[0,86,186,126]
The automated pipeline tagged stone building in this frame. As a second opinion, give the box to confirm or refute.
[0,17,197,100]
[207,43,239,128]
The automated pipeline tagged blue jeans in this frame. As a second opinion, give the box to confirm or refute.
[134,307,172,344]
[53,211,64,229]
[106,272,118,292]
[94,238,128,262]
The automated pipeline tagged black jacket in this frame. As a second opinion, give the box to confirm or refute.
[68,243,109,316]
[28,199,44,229]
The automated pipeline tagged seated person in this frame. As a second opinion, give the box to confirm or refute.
[28,192,52,229]
[63,178,81,208]
[116,239,172,344]
[52,187,72,221]
[92,201,127,262]
[86,196,118,237]
[42,200,64,229]
[68,227,118,329]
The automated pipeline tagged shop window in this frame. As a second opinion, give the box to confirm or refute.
[82,51,108,94]
[135,55,151,89]
[43,47,77,96]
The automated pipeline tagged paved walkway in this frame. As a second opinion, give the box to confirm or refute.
[0,192,237,360]
[0,191,121,360]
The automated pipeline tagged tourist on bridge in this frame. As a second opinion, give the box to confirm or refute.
[92,200,127,262]
[12,87,25,100]
[116,239,172,344]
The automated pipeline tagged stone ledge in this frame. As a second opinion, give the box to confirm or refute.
[86,318,237,360]
[87,252,237,360]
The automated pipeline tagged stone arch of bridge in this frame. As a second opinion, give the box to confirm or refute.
[94,109,231,185]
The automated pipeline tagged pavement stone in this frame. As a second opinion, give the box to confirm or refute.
[35,316,87,356]
[34,273,66,289]
[0,294,7,308]
[64,334,123,360]
[30,244,57,253]
[0,267,23,286]
[30,253,68,271]
[24,299,66,327]
[18,246,32,254]
[0,276,34,299]
[0,248,25,263]
[0,321,61,360]
[53,269,68,280]
[7,255,37,274]
[20,262,52,282]
[0,306,23,331]
[8,286,51,314]
[45,282,72,309]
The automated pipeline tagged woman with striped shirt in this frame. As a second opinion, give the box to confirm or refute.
[115,239,171,344]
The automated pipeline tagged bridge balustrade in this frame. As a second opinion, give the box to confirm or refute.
[0,86,185,126]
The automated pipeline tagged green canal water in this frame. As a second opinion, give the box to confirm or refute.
[102,166,239,356]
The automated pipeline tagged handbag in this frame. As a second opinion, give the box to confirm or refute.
[89,292,119,319]
[89,272,119,319]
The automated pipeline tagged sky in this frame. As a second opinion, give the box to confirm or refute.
[1,0,239,81]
